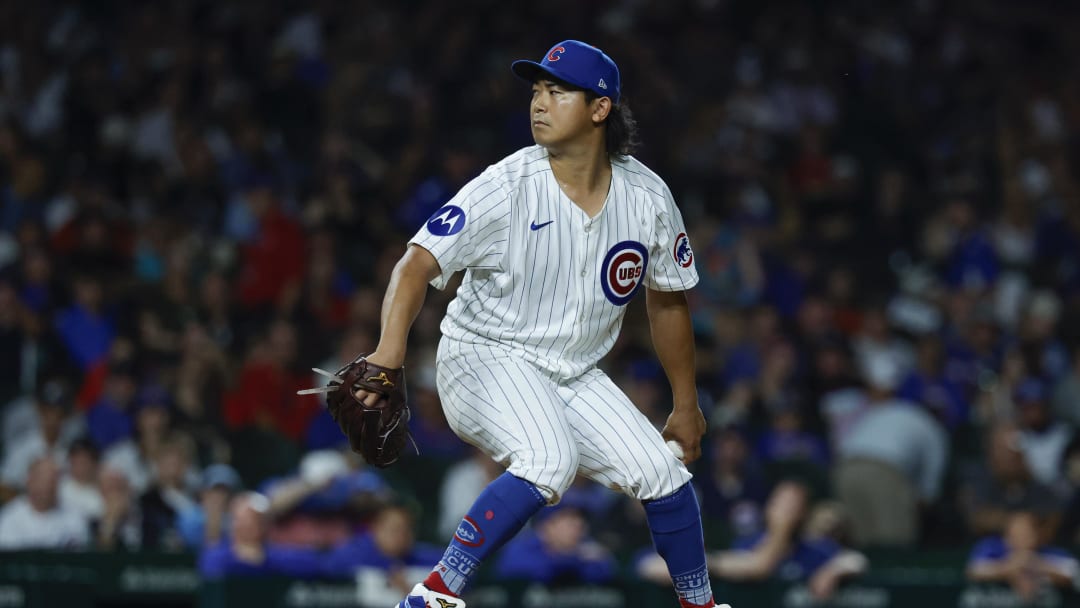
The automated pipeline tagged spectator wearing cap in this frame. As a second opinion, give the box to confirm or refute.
[495,498,617,585]
[1013,378,1072,486]
[0,456,89,549]
[324,501,444,602]
[827,351,949,546]
[178,463,242,550]
[1,377,81,494]
[59,438,104,521]
[199,492,323,579]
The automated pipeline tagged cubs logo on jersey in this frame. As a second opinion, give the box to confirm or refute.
[601,241,648,306]
[674,232,693,268]
[427,204,466,236]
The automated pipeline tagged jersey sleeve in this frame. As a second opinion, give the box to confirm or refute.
[645,187,699,292]
[408,173,511,290]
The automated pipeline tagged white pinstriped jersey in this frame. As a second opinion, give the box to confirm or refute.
[409,145,698,379]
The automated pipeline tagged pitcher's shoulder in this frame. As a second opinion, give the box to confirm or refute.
[482,145,550,189]
[613,155,675,207]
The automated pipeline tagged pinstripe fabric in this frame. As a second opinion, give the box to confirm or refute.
[413,145,698,504]
[437,340,691,502]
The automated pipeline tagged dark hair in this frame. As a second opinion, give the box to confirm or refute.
[585,92,640,158]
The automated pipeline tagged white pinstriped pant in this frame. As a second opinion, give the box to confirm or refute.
[436,338,692,504]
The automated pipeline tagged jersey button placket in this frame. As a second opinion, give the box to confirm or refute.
[577,217,591,326]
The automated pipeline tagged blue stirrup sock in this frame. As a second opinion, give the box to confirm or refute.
[425,472,546,596]
[644,483,715,607]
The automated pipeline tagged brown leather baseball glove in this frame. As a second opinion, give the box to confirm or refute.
[300,355,412,467]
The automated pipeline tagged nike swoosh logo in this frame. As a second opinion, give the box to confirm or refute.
[530,220,555,231]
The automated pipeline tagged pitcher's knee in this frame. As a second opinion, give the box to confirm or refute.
[633,453,693,502]
[506,444,579,505]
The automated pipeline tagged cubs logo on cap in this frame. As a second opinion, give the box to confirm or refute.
[512,40,621,103]
[600,241,648,305]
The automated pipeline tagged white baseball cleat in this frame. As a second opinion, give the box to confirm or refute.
[394,583,466,608]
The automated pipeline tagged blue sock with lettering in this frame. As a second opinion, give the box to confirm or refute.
[425,472,546,596]
[643,483,715,607]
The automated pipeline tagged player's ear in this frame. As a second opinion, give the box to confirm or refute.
[590,96,612,124]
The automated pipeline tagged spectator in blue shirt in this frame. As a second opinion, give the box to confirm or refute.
[323,501,443,577]
[496,501,617,586]
[755,392,830,468]
[199,492,323,580]
[54,274,114,370]
[641,481,867,600]
[85,359,139,450]
[178,464,242,550]
[966,510,1078,602]
[323,501,443,604]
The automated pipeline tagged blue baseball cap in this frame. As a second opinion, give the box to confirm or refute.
[512,40,621,103]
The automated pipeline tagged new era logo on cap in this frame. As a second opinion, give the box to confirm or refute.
[511,40,621,103]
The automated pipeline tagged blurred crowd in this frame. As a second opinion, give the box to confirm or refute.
[2,0,1080,600]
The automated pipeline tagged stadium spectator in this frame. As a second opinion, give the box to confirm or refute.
[958,424,1064,538]
[84,358,140,450]
[0,456,88,549]
[93,466,141,551]
[138,432,197,550]
[706,482,862,587]
[1,377,81,494]
[966,510,1078,602]
[696,423,769,539]
[1055,433,1080,546]
[102,384,177,494]
[1013,378,1073,486]
[178,463,243,550]
[222,319,320,442]
[437,448,503,539]
[199,492,323,579]
[639,480,866,600]
[324,501,443,603]
[496,500,617,585]
[58,437,103,521]
[261,449,388,549]
[827,351,949,546]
